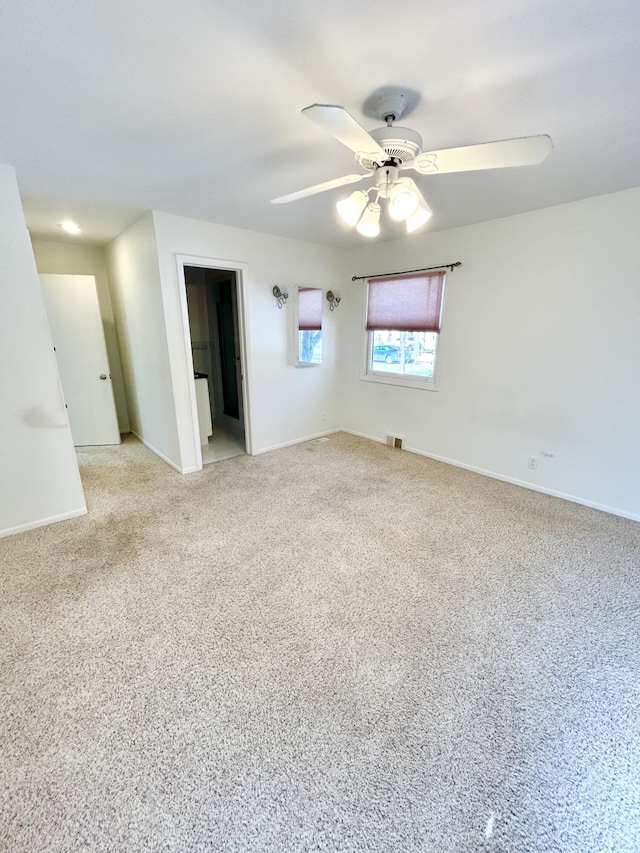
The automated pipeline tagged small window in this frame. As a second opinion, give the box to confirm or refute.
[296,287,323,365]
[363,270,445,389]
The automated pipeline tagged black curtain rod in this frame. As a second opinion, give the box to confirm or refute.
[351,261,461,282]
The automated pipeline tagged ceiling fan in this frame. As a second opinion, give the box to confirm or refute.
[271,91,552,237]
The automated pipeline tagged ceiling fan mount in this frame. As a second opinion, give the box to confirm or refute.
[374,91,409,123]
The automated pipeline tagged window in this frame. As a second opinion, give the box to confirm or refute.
[297,287,323,365]
[363,270,445,389]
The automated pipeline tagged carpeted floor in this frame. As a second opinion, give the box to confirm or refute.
[1,432,639,852]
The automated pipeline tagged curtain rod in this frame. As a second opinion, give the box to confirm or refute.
[351,261,461,282]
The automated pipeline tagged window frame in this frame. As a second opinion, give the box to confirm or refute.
[360,272,446,391]
[294,285,323,367]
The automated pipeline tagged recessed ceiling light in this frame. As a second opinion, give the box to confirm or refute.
[59,220,81,235]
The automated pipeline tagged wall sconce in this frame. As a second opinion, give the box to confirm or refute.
[326,290,341,311]
[273,285,288,309]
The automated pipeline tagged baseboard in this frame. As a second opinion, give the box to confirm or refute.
[0,507,87,540]
[404,445,640,523]
[253,428,342,456]
[129,430,194,474]
[129,426,639,522]
[340,428,387,446]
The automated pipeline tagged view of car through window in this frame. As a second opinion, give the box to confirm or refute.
[369,330,437,378]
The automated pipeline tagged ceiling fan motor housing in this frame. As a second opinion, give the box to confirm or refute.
[357,126,424,171]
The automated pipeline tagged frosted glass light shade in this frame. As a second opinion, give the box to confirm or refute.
[336,190,368,226]
[389,182,419,221]
[356,202,381,237]
[406,199,433,233]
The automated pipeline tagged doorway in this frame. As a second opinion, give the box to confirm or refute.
[39,274,120,447]
[182,263,248,465]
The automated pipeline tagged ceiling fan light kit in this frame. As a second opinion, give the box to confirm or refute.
[389,179,420,221]
[272,90,552,239]
[356,201,381,238]
[336,189,369,226]
[336,176,427,236]
[406,197,433,233]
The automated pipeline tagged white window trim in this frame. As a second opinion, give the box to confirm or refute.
[360,331,440,390]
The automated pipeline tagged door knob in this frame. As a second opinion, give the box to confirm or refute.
[99,374,107,380]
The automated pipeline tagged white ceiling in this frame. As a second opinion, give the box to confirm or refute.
[2,0,639,247]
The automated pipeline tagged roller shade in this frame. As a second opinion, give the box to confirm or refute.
[366,270,445,331]
[298,287,323,331]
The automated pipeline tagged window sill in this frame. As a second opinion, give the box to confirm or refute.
[360,371,439,391]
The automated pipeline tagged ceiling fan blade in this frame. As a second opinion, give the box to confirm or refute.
[302,104,388,163]
[271,173,369,204]
[414,134,552,175]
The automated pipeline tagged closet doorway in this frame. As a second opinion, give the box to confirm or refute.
[181,261,249,466]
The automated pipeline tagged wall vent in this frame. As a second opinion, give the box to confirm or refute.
[386,434,404,449]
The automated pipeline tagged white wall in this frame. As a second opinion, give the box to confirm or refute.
[30,238,130,432]
[0,165,86,537]
[6,168,635,535]
[339,187,640,520]
[105,213,182,470]
[151,211,343,471]
[96,187,640,520]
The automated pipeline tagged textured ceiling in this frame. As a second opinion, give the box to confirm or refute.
[2,0,639,246]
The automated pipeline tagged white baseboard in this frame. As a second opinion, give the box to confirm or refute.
[0,507,87,540]
[253,428,342,456]
[404,444,640,523]
[129,430,195,474]
[131,426,639,523]
[340,428,387,446]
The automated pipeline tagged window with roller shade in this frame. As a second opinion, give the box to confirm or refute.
[364,270,445,388]
[297,287,323,364]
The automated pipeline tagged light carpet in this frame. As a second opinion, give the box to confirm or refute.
[1,432,639,852]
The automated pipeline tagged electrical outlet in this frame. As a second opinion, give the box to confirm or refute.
[527,455,539,470]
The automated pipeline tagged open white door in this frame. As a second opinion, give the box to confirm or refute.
[39,274,120,447]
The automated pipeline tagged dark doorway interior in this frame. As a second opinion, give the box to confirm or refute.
[217,278,239,420]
